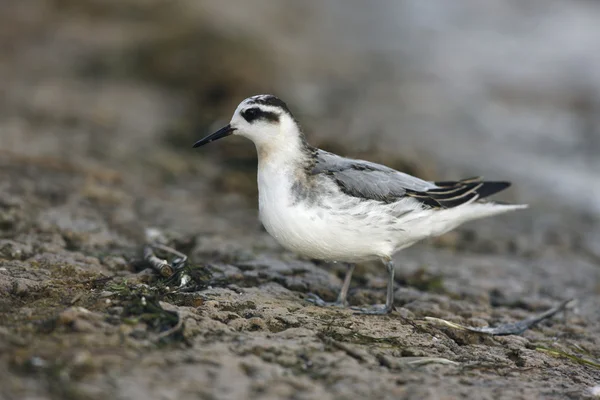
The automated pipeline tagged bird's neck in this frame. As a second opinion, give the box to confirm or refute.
[255,132,316,174]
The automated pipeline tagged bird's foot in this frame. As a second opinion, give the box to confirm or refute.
[350,304,393,315]
[306,293,347,308]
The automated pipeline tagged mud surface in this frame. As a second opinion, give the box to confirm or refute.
[1,1,600,399]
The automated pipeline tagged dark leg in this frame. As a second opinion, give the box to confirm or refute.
[306,264,355,307]
[350,258,395,315]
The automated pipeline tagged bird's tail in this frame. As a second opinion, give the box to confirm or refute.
[461,202,528,221]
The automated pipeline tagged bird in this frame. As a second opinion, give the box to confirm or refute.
[193,94,527,314]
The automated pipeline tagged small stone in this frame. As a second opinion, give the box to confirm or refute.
[465,317,488,328]
[396,307,415,319]
[246,317,266,331]
[72,319,96,333]
[71,350,93,367]
[108,306,124,315]
[102,256,128,271]
[29,356,47,368]
[12,280,31,296]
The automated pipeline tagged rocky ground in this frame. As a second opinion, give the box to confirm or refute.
[1,1,600,399]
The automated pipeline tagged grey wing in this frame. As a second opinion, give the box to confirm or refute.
[312,150,512,207]
[311,150,436,203]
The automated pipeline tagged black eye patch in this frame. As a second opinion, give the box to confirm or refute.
[241,107,279,123]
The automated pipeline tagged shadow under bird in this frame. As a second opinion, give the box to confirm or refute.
[193,94,527,314]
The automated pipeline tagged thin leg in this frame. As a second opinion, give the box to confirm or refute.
[336,263,355,304]
[306,263,355,307]
[351,258,395,315]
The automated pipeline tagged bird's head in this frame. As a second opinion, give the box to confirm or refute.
[193,95,302,153]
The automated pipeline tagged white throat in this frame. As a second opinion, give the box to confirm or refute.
[252,127,309,170]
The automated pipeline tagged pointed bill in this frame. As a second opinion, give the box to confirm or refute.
[192,124,235,148]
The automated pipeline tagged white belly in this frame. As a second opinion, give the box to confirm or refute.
[259,200,391,262]
[257,167,396,262]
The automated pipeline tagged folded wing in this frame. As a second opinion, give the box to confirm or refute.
[311,150,510,208]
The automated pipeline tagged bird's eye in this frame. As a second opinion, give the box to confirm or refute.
[242,108,261,123]
[241,107,280,123]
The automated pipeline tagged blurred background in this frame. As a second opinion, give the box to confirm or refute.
[3,0,600,213]
[2,1,600,398]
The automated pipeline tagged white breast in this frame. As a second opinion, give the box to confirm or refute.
[257,161,400,262]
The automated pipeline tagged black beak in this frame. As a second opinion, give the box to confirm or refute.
[192,124,235,148]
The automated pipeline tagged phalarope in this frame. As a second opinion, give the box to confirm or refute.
[193,94,527,314]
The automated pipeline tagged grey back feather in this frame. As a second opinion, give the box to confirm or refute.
[311,150,436,202]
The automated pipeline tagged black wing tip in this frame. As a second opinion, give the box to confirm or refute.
[409,179,513,209]
[434,176,482,187]
[476,181,511,199]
